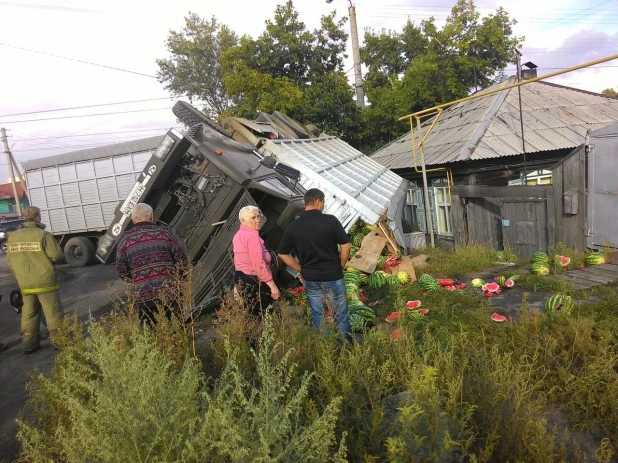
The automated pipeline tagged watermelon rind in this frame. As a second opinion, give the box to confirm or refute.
[555,255,571,267]
[387,276,401,287]
[532,252,549,264]
[396,271,411,284]
[471,278,485,288]
[368,272,387,289]
[504,279,515,288]
[406,300,422,309]
[485,282,500,293]
[586,253,606,266]
[376,256,386,270]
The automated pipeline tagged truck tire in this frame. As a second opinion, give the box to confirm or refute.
[64,237,95,267]
[172,101,231,138]
[1,240,7,254]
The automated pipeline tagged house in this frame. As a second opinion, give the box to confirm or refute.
[370,76,618,250]
[0,181,29,217]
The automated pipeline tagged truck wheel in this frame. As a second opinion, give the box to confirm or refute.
[172,101,231,138]
[1,240,7,254]
[64,237,95,267]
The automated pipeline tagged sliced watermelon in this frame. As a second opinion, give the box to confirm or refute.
[391,329,400,341]
[504,279,515,288]
[490,313,507,322]
[385,311,400,323]
[485,282,500,293]
[418,308,429,315]
[556,255,571,267]
[437,278,456,287]
[406,300,422,309]
[485,291,494,297]
[459,283,467,289]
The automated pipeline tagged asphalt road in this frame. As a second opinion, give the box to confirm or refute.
[0,254,120,462]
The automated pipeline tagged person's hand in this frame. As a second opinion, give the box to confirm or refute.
[270,285,281,300]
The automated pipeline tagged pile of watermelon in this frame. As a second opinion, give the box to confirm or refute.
[385,299,428,324]
[531,252,551,275]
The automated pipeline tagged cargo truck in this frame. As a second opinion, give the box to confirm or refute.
[96,102,306,311]
[21,137,164,266]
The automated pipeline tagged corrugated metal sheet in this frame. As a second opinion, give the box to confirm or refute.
[258,136,408,230]
[371,78,618,169]
[21,136,165,171]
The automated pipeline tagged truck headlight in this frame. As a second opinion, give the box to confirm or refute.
[98,234,115,255]
[153,133,177,161]
[0,231,4,238]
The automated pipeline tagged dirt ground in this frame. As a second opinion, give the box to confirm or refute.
[0,254,121,462]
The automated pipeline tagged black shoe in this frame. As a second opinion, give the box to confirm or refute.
[24,344,41,355]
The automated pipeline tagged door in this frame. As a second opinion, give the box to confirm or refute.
[501,199,548,259]
[588,135,618,249]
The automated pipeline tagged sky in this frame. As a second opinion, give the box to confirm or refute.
[0,0,617,183]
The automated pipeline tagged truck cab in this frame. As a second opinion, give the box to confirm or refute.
[96,122,305,312]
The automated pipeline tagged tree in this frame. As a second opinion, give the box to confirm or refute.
[360,0,522,152]
[602,87,617,96]
[156,13,238,119]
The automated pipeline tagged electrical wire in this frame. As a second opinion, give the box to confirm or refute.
[0,97,173,118]
[0,107,174,124]
[9,127,184,142]
[0,2,103,13]
[0,43,156,78]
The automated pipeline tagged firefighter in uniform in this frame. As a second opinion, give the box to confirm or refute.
[6,206,64,354]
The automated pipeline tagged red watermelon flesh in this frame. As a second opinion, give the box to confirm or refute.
[491,313,507,322]
[485,282,500,293]
[504,279,515,288]
[557,255,571,267]
[406,300,422,309]
[419,308,429,315]
[386,312,400,323]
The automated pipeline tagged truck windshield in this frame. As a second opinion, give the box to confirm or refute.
[258,177,297,195]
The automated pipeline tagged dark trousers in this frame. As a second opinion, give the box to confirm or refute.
[235,271,273,316]
[135,299,177,326]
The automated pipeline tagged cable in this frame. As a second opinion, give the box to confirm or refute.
[9,127,184,142]
[0,43,156,78]
[0,107,174,124]
[0,2,103,13]
[0,97,174,118]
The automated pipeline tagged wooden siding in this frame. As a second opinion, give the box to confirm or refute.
[551,145,587,250]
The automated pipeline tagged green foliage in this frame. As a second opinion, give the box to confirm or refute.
[360,0,522,151]
[18,311,346,462]
[601,87,617,96]
[156,13,238,118]
[414,244,510,279]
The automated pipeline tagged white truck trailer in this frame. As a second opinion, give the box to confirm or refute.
[21,136,164,267]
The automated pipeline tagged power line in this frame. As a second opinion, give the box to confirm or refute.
[1,107,174,124]
[0,2,103,13]
[0,43,156,78]
[9,127,184,142]
[0,97,174,118]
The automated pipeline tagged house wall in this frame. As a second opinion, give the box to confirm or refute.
[551,146,587,250]
[0,197,29,214]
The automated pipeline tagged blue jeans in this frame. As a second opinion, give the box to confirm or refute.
[303,278,352,341]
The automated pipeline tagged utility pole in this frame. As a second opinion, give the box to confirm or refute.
[515,50,527,184]
[1,127,23,216]
[326,0,365,108]
[347,2,365,108]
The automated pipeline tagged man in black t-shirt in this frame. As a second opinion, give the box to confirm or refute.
[278,188,352,340]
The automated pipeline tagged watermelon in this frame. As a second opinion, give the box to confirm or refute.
[368,271,387,289]
[396,271,411,284]
[437,278,456,287]
[586,253,606,266]
[359,273,368,286]
[471,278,485,288]
[490,313,507,322]
[387,275,401,287]
[385,311,400,323]
[484,282,500,293]
[496,276,506,287]
[504,279,515,288]
[532,252,549,265]
[376,256,386,270]
[418,274,441,292]
[418,308,429,315]
[344,271,361,286]
[349,246,358,259]
[349,313,365,331]
[555,255,571,267]
[406,300,422,309]
[531,264,550,276]
[352,233,364,247]
[396,249,403,260]
[545,294,574,315]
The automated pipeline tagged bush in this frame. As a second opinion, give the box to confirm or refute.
[18,312,346,462]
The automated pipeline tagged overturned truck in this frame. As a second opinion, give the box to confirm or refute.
[95,102,408,311]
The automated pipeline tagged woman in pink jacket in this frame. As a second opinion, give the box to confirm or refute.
[232,206,280,315]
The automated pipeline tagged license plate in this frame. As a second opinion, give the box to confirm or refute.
[120,182,146,216]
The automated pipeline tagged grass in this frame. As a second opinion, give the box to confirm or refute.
[16,245,618,462]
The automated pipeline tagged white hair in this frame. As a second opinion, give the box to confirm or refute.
[132,203,153,221]
[239,205,260,224]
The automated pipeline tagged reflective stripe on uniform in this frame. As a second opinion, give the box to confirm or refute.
[21,285,60,294]
[9,242,42,252]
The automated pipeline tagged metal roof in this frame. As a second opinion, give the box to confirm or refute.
[21,135,165,171]
[371,78,618,169]
[258,136,407,229]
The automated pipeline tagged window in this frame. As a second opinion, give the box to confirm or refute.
[433,186,452,236]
